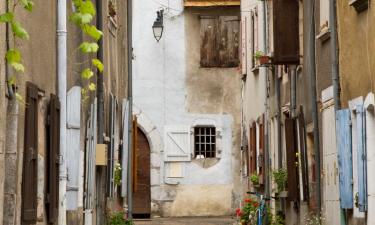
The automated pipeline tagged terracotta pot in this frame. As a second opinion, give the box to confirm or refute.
[258,56,269,65]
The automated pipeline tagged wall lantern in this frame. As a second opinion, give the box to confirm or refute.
[152,10,164,42]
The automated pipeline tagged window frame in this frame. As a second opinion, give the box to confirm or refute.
[193,126,217,159]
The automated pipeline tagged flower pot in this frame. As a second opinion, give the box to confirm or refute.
[258,56,269,65]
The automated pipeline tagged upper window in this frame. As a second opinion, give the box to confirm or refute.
[194,126,216,158]
[200,16,240,68]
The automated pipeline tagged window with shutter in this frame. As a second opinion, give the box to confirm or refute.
[336,109,354,209]
[241,16,247,75]
[355,105,367,212]
[46,94,60,224]
[285,118,299,201]
[249,122,257,174]
[200,16,239,68]
[121,99,129,197]
[22,82,39,224]
[272,0,299,64]
[66,87,81,210]
[258,116,265,185]
[194,126,216,158]
[164,126,192,162]
[298,109,309,201]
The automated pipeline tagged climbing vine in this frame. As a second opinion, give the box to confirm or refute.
[0,0,34,101]
[70,0,104,99]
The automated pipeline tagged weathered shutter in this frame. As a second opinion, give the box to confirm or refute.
[200,16,219,67]
[241,16,247,74]
[272,0,300,64]
[258,116,265,185]
[285,118,299,201]
[336,109,353,209]
[121,99,129,197]
[84,99,97,224]
[164,126,191,162]
[298,109,309,201]
[218,16,240,67]
[107,94,116,197]
[47,94,60,223]
[22,82,39,224]
[249,122,257,174]
[356,105,367,212]
[132,117,138,192]
[66,87,81,210]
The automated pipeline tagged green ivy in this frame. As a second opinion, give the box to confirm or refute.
[108,212,133,225]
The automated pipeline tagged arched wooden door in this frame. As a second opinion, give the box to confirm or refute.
[133,127,151,218]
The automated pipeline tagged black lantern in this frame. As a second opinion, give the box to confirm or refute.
[152,10,164,42]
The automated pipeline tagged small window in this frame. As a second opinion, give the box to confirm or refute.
[194,126,216,158]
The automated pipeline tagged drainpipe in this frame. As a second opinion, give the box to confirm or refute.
[306,0,322,216]
[126,0,134,219]
[57,0,67,224]
[330,0,341,112]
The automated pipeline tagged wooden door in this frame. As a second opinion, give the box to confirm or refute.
[133,127,151,217]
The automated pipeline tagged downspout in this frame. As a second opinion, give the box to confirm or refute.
[95,1,106,224]
[330,0,341,111]
[262,0,270,199]
[307,0,322,216]
[57,0,67,224]
[126,0,133,219]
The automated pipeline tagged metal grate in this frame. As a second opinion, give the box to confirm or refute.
[194,126,216,158]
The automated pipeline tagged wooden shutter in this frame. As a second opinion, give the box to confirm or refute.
[336,109,353,209]
[218,16,240,67]
[298,109,309,201]
[272,0,300,64]
[200,16,219,67]
[121,99,130,197]
[356,105,367,212]
[258,116,265,185]
[84,99,97,222]
[46,94,60,224]
[164,126,191,162]
[22,82,39,224]
[66,87,81,210]
[132,116,138,192]
[249,122,257,174]
[107,94,116,197]
[285,118,299,201]
[241,16,247,75]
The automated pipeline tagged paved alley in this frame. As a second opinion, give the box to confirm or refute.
[134,217,236,225]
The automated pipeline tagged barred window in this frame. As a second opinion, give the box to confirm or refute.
[194,126,216,158]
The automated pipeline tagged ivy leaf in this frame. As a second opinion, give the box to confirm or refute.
[92,59,104,73]
[69,12,93,25]
[80,1,96,16]
[73,0,83,8]
[0,12,14,23]
[81,68,94,80]
[11,21,29,40]
[82,24,103,41]
[8,76,17,86]
[88,83,96,91]
[6,49,21,64]
[21,0,34,12]
[11,62,25,72]
[79,42,99,53]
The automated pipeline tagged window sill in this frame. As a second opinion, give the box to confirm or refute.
[349,0,369,13]
[192,157,220,168]
[316,29,331,43]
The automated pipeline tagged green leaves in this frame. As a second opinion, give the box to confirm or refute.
[21,0,34,12]
[79,42,99,53]
[88,83,96,91]
[81,68,94,80]
[11,21,29,40]
[82,24,103,41]
[69,12,93,25]
[0,12,14,23]
[92,59,104,73]
[6,49,25,72]
[80,1,96,16]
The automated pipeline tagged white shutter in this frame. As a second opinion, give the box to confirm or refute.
[121,99,129,197]
[66,86,81,210]
[164,126,191,162]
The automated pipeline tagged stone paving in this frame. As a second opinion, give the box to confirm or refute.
[134,217,237,225]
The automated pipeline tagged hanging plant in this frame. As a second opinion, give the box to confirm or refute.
[272,168,287,193]
[250,174,260,186]
[114,163,122,186]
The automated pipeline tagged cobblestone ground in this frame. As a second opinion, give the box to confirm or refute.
[134,217,236,225]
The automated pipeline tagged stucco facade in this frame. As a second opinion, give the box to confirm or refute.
[133,0,241,217]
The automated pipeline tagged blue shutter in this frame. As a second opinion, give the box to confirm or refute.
[336,109,353,209]
[356,105,367,212]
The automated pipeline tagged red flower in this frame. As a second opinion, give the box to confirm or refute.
[235,208,242,216]
[253,202,259,207]
[244,198,252,203]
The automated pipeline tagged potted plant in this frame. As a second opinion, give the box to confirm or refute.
[250,174,260,187]
[254,51,270,65]
[272,168,288,197]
